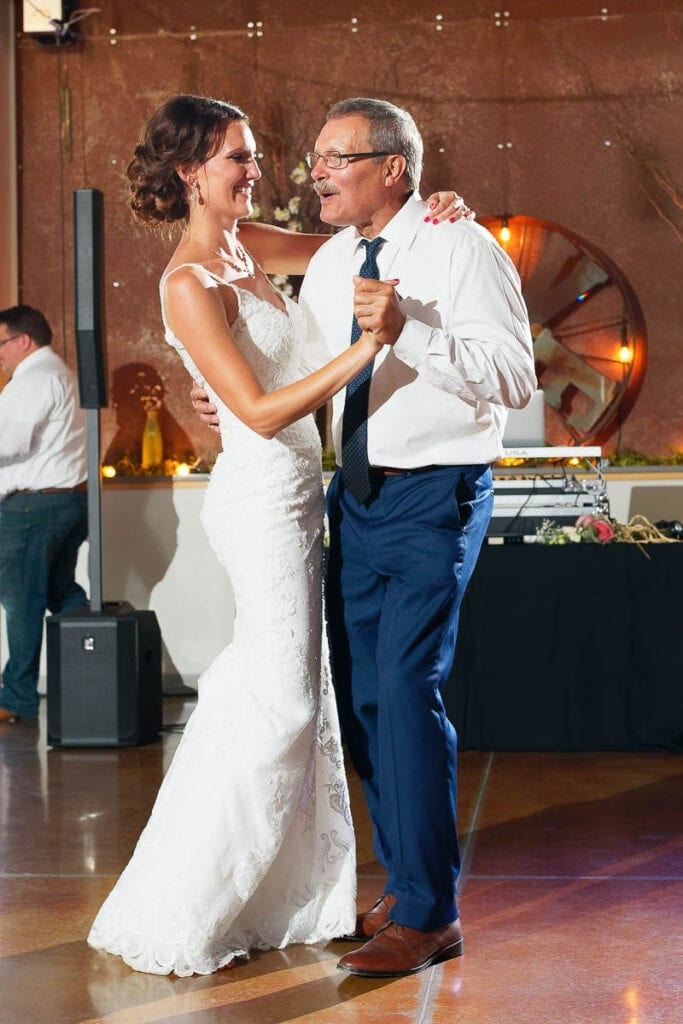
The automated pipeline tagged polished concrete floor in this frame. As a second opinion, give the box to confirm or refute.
[1,697,681,1024]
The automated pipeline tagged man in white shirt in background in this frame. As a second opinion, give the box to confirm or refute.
[297,97,536,977]
[0,306,88,723]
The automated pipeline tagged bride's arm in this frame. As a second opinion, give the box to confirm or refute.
[237,222,328,277]
[239,191,473,275]
[165,267,386,439]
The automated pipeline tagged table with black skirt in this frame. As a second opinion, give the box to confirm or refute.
[445,542,683,752]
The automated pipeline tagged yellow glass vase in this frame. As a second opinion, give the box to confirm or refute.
[141,407,163,470]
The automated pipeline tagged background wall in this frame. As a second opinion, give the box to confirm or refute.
[0,1,17,379]
[11,0,683,462]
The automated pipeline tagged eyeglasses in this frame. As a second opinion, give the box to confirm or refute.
[304,150,392,170]
[0,333,22,349]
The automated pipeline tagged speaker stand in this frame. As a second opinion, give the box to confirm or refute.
[86,407,103,613]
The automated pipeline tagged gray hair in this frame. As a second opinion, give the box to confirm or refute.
[325,97,423,191]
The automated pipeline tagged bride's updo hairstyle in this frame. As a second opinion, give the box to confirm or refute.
[127,94,248,225]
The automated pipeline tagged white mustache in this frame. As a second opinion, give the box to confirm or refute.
[312,183,340,197]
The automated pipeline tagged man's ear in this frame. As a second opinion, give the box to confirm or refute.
[383,154,407,188]
[19,333,38,356]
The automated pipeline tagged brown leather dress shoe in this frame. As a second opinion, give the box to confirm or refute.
[337,918,463,977]
[339,892,397,942]
[0,708,18,723]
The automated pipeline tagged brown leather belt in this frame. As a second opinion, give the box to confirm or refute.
[11,482,88,494]
[369,465,439,477]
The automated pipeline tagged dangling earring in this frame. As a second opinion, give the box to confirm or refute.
[189,180,199,202]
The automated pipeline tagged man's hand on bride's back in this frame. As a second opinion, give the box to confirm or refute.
[190,382,221,431]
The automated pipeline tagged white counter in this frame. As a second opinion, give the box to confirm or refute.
[2,469,682,695]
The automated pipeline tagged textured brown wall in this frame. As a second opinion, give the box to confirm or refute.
[14,0,683,463]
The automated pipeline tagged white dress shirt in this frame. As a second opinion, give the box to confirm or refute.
[298,192,537,467]
[0,346,87,498]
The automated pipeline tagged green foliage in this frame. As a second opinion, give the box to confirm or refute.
[610,448,683,466]
[103,453,214,478]
[321,449,337,472]
[535,519,572,544]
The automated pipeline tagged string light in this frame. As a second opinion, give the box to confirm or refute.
[499,215,511,243]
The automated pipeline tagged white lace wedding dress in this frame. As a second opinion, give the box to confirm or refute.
[87,269,356,976]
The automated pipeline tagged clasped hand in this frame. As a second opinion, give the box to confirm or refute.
[353,276,405,347]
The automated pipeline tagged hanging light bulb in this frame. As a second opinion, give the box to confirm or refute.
[499,215,511,243]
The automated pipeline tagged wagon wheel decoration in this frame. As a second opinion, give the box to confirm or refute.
[480,215,647,447]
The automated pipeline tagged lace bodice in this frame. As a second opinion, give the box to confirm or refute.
[160,266,320,463]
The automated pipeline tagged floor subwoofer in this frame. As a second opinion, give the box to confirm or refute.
[46,601,162,747]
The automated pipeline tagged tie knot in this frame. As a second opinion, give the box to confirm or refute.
[361,236,385,258]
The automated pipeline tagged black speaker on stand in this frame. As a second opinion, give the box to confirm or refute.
[46,188,162,747]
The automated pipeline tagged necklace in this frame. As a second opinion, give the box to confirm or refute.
[183,233,256,279]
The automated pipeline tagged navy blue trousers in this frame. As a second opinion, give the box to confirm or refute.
[0,491,88,718]
[326,464,493,931]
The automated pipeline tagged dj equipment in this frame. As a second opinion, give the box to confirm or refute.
[489,446,604,540]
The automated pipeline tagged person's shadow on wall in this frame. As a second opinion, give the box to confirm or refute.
[102,363,196,693]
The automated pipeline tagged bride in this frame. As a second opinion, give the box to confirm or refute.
[87,93,467,976]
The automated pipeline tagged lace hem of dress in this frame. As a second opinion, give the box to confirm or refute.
[88,864,356,977]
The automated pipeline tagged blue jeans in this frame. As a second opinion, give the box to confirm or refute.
[0,491,88,718]
[326,464,493,931]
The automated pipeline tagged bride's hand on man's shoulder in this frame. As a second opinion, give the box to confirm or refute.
[424,191,475,224]
[190,382,221,430]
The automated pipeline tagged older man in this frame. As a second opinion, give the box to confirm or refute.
[193,97,536,976]
[296,97,536,977]
[0,306,88,723]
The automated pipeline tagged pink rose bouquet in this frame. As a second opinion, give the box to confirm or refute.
[575,514,616,544]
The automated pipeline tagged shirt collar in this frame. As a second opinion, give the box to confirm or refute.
[13,345,53,380]
[351,191,424,256]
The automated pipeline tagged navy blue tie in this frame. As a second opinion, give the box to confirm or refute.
[341,236,385,504]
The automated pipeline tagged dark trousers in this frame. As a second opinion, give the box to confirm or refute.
[326,464,493,931]
[0,491,88,718]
